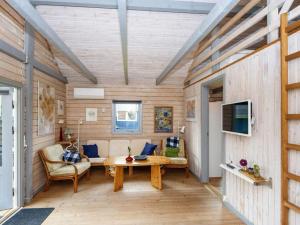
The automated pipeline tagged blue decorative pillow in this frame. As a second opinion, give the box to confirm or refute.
[63,151,81,163]
[141,143,157,155]
[82,144,99,158]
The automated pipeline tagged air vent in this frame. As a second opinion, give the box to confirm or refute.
[73,88,104,99]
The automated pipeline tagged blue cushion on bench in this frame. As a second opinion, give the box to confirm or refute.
[82,144,99,158]
[141,143,157,155]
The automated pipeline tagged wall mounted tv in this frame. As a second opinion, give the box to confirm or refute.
[222,100,252,137]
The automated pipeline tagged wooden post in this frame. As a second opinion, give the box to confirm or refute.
[24,22,34,203]
[280,13,289,225]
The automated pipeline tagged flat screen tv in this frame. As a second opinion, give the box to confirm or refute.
[222,100,252,137]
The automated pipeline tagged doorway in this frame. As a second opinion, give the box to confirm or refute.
[0,83,22,221]
[201,76,224,197]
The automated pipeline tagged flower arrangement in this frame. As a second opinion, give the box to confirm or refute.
[239,159,248,171]
[128,146,131,156]
[126,146,133,162]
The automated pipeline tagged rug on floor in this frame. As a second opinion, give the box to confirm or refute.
[3,208,54,225]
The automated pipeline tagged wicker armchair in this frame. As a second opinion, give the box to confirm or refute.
[39,144,91,193]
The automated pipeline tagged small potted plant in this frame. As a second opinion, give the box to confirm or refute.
[253,164,260,178]
[239,159,248,171]
[126,146,133,162]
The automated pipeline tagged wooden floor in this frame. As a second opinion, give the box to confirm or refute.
[28,168,244,225]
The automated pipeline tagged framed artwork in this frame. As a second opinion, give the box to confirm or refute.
[38,81,55,136]
[86,108,98,122]
[154,106,173,133]
[57,100,64,116]
[186,97,196,121]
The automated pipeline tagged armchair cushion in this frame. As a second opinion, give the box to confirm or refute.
[109,140,130,156]
[168,157,188,165]
[87,140,109,158]
[42,144,65,172]
[63,151,81,163]
[88,158,106,164]
[50,161,91,176]
[83,144,99,158]
[166,136,180,148]
[162,139,185,157]
[130,139,151,155]
[165,147,180,157]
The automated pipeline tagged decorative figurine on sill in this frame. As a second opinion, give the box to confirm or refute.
[126,146,133,162]
[253,164,260,178]
[239,159,248,171]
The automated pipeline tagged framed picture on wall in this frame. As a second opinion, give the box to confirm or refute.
[186,97,196,121]
[154,106,173,133]
[86,108,98,122]
[38,81,55,136]
[57,100,64,116]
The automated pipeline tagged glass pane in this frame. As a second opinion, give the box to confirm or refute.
[114,103,140,133]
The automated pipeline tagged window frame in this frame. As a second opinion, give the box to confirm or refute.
[112,100,142,134]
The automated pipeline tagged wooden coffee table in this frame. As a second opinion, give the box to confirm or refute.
[104,156,170,192]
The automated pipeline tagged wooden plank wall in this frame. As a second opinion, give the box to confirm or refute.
[184,31,300,225]
[32,45,66,194]
[1,1,66,195]
[0,1,25,83]
[65,83,184,151]
[0,1,24,51]
[34,32,60,73]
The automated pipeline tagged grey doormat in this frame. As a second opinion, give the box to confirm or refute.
[3,208,54,225]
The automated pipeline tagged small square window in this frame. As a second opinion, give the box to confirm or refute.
[112,101,142,134]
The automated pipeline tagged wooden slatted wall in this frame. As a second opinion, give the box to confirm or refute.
[32,41,66,194]
[65,83,184,150]
[184,30,300,224]
[0,1,25,83]
[0,1,66,195]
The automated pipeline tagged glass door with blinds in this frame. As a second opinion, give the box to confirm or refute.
[0,87,15,214]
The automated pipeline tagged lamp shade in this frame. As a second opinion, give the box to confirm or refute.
[180,126,185,134]
[58,119,64,124]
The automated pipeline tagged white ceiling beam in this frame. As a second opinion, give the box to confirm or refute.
[117,0,128,85]
[155,0,240,85]
[280,0,294,14]
[187,26,272,82]
[190,0,285,73]
[8,0,98,84]
[30,0,215,14]
[189,0,261,72]
[267,0,279,43]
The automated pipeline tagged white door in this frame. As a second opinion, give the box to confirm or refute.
[0,88,14,210]
[209,101,222,177]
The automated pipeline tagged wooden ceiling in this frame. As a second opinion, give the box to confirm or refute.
[35,0,300,85]
[36,5,206,85]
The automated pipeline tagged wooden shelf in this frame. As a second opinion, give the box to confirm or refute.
[220,163,272,188]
